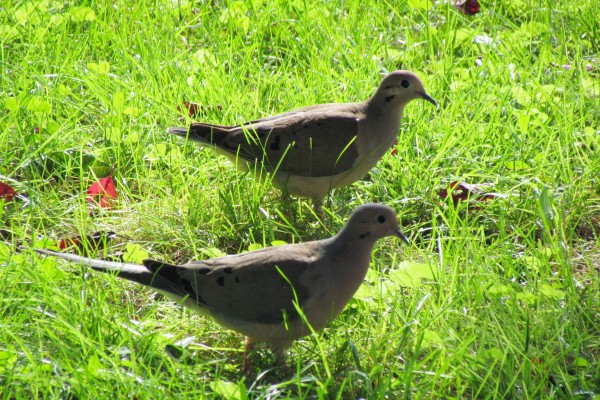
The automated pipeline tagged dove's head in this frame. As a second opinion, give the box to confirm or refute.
[375,70,437,108]
[343,204,409,244]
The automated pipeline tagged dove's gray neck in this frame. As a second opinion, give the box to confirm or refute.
[365,89,409,118]
[359,92,406,156]
[325,226,379,263]
[321,227,379,298]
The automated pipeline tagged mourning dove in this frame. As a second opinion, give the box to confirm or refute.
[35,203,409,372]
[168,70,436,210]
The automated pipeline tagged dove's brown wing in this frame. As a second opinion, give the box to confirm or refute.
[143,244,321,324]
[185,111,361,177]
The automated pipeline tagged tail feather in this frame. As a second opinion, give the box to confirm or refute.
[34,249,163,290]
[168,125,213,145]
[35,248,140,271]
[168,123,233,147]
[167,127,189,137]
[35,249,199,308]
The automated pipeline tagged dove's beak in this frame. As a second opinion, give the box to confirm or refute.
[394,228,410,245]
[417,91,438,108]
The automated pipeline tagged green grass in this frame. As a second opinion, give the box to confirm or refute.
[1,0,599,398]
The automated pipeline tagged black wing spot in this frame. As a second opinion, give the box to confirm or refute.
[385,95,396,102]
[316,122,323,127]
[292,130,297,135]
[235,276,241,283]
[303,125,310,129]
[270,135,281,151]
[197,268,211,275]
[359,232,371,239]
[217,276,225,286]
[223,267,233,274]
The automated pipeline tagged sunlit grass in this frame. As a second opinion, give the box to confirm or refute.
[1,0,599,398]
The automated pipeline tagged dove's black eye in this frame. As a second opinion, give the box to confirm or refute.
[377,215,386,224]
[400,79,410,88]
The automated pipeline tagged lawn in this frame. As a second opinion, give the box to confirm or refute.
[1,0,599,398]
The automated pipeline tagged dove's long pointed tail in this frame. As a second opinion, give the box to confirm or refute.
[34,248,155,287]
[35,248,197,302]
[168,124,232,148]
[167,127,189,137]
[35,249,197,306]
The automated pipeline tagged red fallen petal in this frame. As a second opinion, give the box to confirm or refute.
[0,182,16,203]
[440,181,471,205]
[454,0,480,15]
[58,231,117,253]
[449,181,462,190]
[99,196,111,209]
[59,237,81,250]
[451,181,496,196]
[178,101,223,118]
[478,193,498,202]
[439,181,498,206]
[450,192,470,206]
[390,139,399,156]
[465,0,480,14]
[87,176,117,200]
[183,101,200,117]
[87,176,117,209]
[453,192,471,201]
[88,196,113,210]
